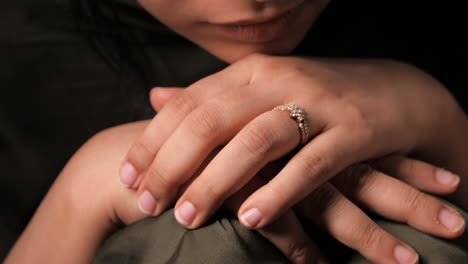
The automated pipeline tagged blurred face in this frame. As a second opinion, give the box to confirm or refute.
[137,0,330,62]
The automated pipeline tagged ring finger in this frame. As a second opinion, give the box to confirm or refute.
[135,88,278,215]
[172,107,323,227]
[120,62,254,188]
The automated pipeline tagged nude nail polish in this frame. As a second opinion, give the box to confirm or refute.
[439,208,465,233]
[240,208,263,228]
[119,162,138,187]
[138,191,157,215]
[175,201,197,226]
[435,170,460,187]
[394,245,418,264]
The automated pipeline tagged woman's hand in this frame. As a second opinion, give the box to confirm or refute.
[121,54,465,229]
[4,120,320,264]
[113,127,463,264]
[144,87,465,263]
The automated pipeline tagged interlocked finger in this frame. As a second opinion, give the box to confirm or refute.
[372,156,461,195]
[332,164,466,238]
[296,183,420,264]
[119,63,255,188]
[173,108,321,227]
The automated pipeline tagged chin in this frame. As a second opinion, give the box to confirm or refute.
[181,0,328,63]
[194,16,313,63]
[197,36,305,63]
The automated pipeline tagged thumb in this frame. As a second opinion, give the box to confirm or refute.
[149,87,184,112]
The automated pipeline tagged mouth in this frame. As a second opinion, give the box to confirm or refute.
[210,1,305,43]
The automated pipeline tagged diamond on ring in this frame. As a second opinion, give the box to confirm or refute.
[272,104,309,145]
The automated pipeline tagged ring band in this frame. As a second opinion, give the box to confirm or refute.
[273,104,309,145]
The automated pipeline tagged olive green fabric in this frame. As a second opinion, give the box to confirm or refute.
[93,210,288,264]
[94,207,468,263]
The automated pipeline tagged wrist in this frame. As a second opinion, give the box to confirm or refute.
[6,155,115,264]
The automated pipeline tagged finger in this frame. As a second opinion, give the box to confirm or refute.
[120,65,251,189]
[122,54,276,189]
[258,211,324,264]
[333,164,466,238]
[296,183,420,264]
[372,156,460,195]
[224,177,324,264]
[172,108,323,228]
[238,127,364,229]
[136,86,293,216]
[149,87,184,112]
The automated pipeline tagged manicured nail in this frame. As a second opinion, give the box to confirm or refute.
[175,201,197,226]
[149,87,160,96]
[394,245,418,264]
[240,208,263,228]
[138,191,157,215]
[119,162,138,187]
[435,170,460,187]
[439,208,465,232]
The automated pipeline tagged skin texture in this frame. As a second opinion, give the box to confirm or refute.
[5,120,464,264]
[6,1,468,263]
[122,56,467,263]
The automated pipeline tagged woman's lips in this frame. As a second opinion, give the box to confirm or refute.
[210,2,304,43]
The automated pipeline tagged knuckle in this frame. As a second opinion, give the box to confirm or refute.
[128,137,157,168]
[267,183,290,209]
[402,189,427,213]
[355,223,384,251]
[238,122,278,158]
[254,56,289,76]
[133,137,155,156]
[193,177,227,203]
[343,105,375,143]
[168,92,198,117]
[188,105,223,140]
[296,153,334,183]
[145,164,177,191]
[285,240,309,264]
[342,164,376,191]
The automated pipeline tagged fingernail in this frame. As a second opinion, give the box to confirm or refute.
[149,87,161,96]
[435,170,460,187]
[175,201,197,226]
[119,162,138,187]
[394,245,418,264]
[240,208,263,228]
[138,191,157,215]
[439,208,465,232]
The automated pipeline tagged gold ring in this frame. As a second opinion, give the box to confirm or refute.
[273,104,309,145]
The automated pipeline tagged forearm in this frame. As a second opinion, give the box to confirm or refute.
[6,121,150,263]
[5,171,113,264]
